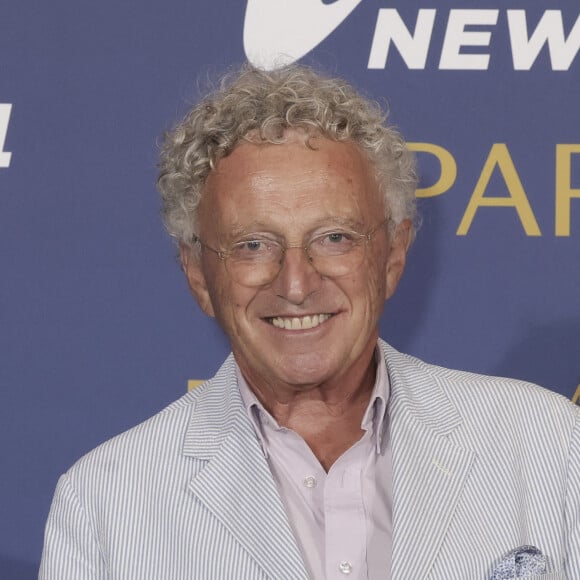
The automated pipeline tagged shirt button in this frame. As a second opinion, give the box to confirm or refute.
[338,561,353,575]
[303,475,317,488]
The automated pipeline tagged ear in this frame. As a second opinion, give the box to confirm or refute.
[385,219,412,300]
[179,244,216,318]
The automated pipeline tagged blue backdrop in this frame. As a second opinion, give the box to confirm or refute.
[1,1,579,576]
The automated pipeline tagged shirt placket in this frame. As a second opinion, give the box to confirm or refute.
[324,441,368,580]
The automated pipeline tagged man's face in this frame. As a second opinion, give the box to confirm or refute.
[182,131,410,394]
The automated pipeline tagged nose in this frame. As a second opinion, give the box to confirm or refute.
[271,246,321,305]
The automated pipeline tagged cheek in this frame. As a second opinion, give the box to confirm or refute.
[366,250,389,296]
[213,282,257,326]
[335,271,383,311]
[204,278,234,325]
[357,264,388,314]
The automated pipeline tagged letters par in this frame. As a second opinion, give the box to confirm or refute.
[411,143,580,237]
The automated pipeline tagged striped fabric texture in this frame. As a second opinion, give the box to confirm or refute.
[40,341,580,579]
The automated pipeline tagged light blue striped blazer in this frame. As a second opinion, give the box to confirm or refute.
[40,341,580,579]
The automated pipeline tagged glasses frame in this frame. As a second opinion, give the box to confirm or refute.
[191,216,391,286]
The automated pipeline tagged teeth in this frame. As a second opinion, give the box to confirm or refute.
[270,314,331,330]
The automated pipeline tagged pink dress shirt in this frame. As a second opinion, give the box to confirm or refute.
[237,351,392,580]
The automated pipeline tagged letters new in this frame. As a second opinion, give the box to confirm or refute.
[369,9,580,71]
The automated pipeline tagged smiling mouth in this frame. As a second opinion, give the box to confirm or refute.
[267,313,333,330]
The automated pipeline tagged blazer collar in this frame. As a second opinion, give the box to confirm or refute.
[183,343,464,453]
[182,343,476,580]
[182,354,243,459]
[381,340,464,436]
[381,340,477,579]
[181,354,309,580]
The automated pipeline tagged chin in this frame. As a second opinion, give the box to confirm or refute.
[273,353,342,387]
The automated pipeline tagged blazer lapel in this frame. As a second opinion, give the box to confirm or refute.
[383,343,477,580]
[183,356,309,580]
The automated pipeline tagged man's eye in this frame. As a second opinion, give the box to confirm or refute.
[234,240,267,253]
[320,231,355,245]
[311,231,357,255]
[327,232,348,243]
[231,239,276,260]
[243,240,263,251]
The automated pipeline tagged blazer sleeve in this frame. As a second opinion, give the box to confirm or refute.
[565,413,580,578]
[39,473,106,580]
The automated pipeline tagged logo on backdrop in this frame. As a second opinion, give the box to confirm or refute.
[244,4,580,72]
[0,104,13,169]
[244,0,363,69]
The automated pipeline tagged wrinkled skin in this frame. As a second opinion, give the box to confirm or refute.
[182,131,411,459]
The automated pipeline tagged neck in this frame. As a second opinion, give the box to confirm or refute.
[239,344,378,470]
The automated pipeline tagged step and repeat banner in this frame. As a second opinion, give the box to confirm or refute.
[1,1,579,576]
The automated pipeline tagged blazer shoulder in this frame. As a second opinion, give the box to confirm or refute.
[432,361,578,425]
[65,389,195,480]
[63,359,235,487]
[381,339,579,443]
[382,340,577,409]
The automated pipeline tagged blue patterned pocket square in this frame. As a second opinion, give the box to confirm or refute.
[489,545,547,579]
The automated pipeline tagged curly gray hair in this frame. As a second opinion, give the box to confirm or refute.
[157,64,417,244]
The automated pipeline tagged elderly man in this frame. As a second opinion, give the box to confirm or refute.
[41,66,579,579]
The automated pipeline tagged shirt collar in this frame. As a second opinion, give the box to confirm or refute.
[237,345,390,456]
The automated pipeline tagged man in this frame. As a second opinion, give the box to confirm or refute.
[41,65,579,579]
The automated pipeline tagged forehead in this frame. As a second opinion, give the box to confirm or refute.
[200,132,384,233]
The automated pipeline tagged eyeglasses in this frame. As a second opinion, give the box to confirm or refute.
[192,217,391,287]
